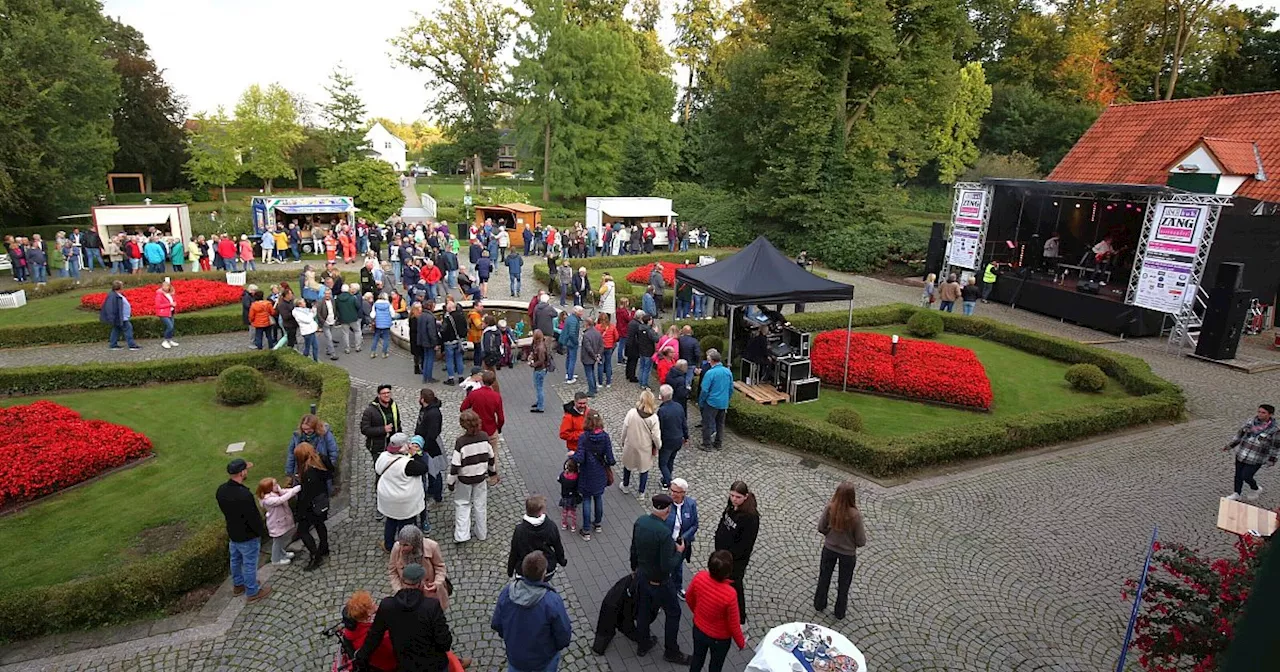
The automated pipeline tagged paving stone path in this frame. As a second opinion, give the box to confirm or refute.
[3,255,1278,672]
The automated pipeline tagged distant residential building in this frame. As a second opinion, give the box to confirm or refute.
[493,129,519,172]
[364,121,408,172]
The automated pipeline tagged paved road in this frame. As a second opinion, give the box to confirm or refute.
[4,256,1277,672]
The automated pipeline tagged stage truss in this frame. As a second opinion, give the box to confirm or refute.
[1124,192,1232,306]
[940,181,994,279]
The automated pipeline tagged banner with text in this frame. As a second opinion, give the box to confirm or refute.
[947,188,987,270]
[1131,202,1210,314]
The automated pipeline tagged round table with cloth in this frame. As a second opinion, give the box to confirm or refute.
[745,622,868,672]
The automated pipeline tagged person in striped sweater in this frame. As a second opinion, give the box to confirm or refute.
[448,410,496,543]
[685,550,746,672]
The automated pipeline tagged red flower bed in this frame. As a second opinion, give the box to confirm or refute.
[810,331,994,409]
[0,401,153,507]
[625,263,694,286]
[80,279,244,316]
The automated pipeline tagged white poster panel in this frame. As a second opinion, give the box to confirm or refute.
[1132,202,1209,314]
[948,188,986,269]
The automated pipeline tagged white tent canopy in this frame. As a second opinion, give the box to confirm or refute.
[600,201,677,218]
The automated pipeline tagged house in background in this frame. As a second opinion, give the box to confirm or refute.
[364,121,408,172]
[492,129,520,172]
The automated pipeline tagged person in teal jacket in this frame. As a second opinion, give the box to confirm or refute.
[698,349,733,452]
[143,238,166,273]
[169,238,185,272]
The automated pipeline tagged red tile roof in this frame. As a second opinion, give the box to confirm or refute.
[1200,137,1262,176]
[1048,91,1280,202]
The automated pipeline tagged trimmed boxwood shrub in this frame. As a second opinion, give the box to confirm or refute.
[906,310,944,338]
[1065,363,1108,392]
[717,303,1184,478]
[215,365,267,405]
[827,407,863,432]
[699,335,724,355]
[0,351,349,641]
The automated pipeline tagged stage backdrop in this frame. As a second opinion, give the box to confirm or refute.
[947,185,989,270]
[1131,201,1210,314]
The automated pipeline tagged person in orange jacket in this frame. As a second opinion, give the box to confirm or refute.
[324,232,338,263]
[248,289,277,350]
[559,392,589,453]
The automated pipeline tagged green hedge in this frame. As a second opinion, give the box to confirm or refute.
[0,311,248,349]
[0,351,349,641]
[714,304,1184,477]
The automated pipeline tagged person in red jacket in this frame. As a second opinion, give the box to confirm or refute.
[421,259,444,301]
[559,391,589,454]
[685,550,745,672]
[341,591,396,672]
[217,234,238,272]
[459,370,504,485]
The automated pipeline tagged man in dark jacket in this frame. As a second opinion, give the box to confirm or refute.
[493,552,573,672]
[216,458,271,602]
[624,310,645,383]
[580,318,604,397]
[656,385,687,489]
[649,263,665,317]
[665,362,689,409]
[506,495,568,581]
[82,229,104,270]
[99,280,140,350]
[629,493,689,663]
[417,305,441,383]
[357,563,453,672]
[534,293,557,338]
[677,326,702,390]
[240,285,257,343]
[634,314,660,388]
[360,384,402,484]
[335,284,363,353]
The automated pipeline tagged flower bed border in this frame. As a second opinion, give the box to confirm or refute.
[0,350,350,642]
[666,304,1184,477]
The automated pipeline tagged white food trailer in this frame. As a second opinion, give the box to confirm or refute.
[585,197,678,246]
[92,204,192,243]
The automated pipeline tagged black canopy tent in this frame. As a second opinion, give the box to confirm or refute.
[675,236,859,390]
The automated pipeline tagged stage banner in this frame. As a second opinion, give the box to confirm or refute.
[1132,202,1210,314]
[948,188,986,270]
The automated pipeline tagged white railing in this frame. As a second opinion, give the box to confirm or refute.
[420,193,437,218]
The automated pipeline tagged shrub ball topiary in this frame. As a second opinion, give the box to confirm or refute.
[1065,363,1107,392]
[827,407,864,432]
[906,310,944,338]
[699,335,725,356]
[216,365,267,405]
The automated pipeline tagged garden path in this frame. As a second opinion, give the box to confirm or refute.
[3,257,1277,671]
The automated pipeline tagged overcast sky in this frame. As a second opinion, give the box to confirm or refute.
[104,0,1278,124]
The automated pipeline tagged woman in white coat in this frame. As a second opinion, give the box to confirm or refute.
[598,273,616,321]
[375,433,429,552]
[619,389,662,498]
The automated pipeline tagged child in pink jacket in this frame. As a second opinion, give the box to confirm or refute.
[257,478,301,565]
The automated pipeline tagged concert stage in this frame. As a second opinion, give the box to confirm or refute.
[989,270,1166,337]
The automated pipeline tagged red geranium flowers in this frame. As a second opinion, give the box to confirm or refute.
[0,401,153,507]
[810,331,994,409]
[80,279,244,316]
[625,263,694,286]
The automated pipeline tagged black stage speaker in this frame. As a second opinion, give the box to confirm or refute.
[1213,262,1245,292]
[924,222,946,279]
[1196,288,1251,360]
[1077,281,1101,294]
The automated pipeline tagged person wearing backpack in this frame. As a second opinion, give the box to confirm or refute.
[506,495,568,582]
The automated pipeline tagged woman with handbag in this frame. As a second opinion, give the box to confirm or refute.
[293,442,333,571]
[387,525,450,610]
[571,410,616,541]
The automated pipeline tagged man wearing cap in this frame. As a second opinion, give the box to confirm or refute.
[357,562,453,672]
[492,551,573,672]
[629,493,691,664]
[216,459,271,602]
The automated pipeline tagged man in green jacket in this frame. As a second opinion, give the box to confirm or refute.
[629,493,691,664]
[334,283,363,354]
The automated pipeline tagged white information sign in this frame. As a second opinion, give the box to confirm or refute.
[948,188,986,270]
[1131,202,1210,314]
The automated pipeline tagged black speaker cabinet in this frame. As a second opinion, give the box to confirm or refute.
[1213,262,1245,291]
[1196,288,1251,360]
[1076,281,1101,295]
[789,377,821,404]
[925,222,946,279]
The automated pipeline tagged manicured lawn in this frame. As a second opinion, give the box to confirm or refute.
[0,380,312,591]
[3,287,240,327]
[775,327,1132,437]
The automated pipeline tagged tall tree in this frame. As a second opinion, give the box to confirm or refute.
[184,109,242,203]
[1159,0,1222,99]
[672,0,721,123]
[934,63,993,184]
[318,158,403,222]
[232,84,304,194]
[103,18,187,193]
[320,66,368,162]
[0,0,119,220]
[288,129,330,190]
[392,0,512,179]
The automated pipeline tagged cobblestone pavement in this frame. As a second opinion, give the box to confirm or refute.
[4,259,1278,671]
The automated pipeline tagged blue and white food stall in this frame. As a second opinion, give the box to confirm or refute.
[250,195,356,238]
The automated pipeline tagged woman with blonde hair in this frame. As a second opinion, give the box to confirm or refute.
[154,278,178,349]
[387,525,450,609]
[619,388,661,498]
[921,272,937,307]
[814,480,867,620]
[293,442,332,570]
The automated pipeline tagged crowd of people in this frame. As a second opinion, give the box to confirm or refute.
[522,220,712,259]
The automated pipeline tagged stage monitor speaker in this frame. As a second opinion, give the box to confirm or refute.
[924,222,946,279]
[1196,288,1251,360]
[1077,281,1101,295]
[1212,262,1245,291]
[789,377,821,404]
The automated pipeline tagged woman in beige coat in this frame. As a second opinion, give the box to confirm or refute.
[619,389,662,498]
[387,525,450,609]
